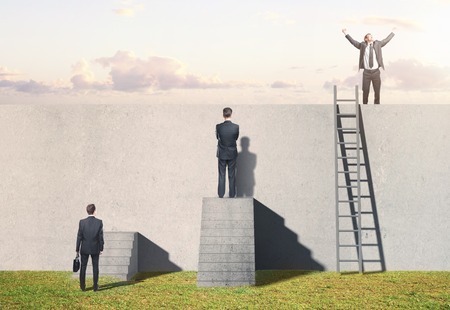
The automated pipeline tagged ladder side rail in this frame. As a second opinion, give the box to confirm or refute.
[355,85,363,273]
[333,85,340,272]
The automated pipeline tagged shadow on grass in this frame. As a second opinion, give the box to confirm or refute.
[256,270,319,286]
[96,272,177,291]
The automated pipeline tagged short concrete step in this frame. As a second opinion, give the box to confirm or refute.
[105,240,134,249]
[102,248,133,257]
[104,232,136,241]
[78,231,138,281]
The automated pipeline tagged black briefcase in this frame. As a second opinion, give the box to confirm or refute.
[73,256,80,272]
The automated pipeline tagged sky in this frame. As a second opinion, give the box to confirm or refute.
[1,0,450,105]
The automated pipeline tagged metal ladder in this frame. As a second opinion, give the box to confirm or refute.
[333,85,363,273]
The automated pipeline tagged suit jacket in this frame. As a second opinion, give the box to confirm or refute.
[216,120,239,160]
[76,216,104,255]
[345,32,395,70]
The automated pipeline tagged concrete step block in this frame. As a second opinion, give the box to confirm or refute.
[198,253,255,263]
[104,232,137,241]
[198,262,254,272]
[86,265,129,274]
[106,240,134,249]
[202,198,254,213]
[200,228,254,237]
[199,243,255,254]
[200,236,254,245]
[201,220,254,229]
[202,211,253,221]
[198,198,255,287]
[102,248,133,257]
[100,256,131,266]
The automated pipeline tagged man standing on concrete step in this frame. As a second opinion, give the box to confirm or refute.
[216,107,239,198]
[342,28,395,104]
[76,204,104,291]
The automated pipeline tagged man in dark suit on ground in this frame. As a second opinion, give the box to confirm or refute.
[76,204,104,291]
[216,107,239,198]
[342,28,395,104]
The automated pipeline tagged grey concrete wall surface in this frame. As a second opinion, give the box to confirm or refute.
[0,104,449,271]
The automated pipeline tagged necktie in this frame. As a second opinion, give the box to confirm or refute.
[369,44,374,68]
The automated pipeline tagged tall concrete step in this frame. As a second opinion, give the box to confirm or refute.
[84,231,138,281]
[197,198,255,287]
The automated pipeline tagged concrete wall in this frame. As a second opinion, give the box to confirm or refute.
[0,104,449,271]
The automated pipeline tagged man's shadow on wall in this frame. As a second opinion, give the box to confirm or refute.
[236,137,256,197]
[235,136,324,284]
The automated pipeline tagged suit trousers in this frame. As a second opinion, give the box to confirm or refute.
[362,68,381,104]
[80,253,100,290]
[218,158,237,198]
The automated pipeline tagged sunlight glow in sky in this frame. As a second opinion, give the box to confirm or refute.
[1,0,450,104]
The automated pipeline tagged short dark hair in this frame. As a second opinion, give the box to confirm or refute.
[223,107,232,118]
[86,204,96,215]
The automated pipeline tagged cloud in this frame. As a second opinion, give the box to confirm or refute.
[70,59,109,90]
[386,59,450,91]
[0,66,59,94]
[0,79,54,94]
[0,67,20,79]
[94,51,239,92]
[323,59,450,92]
[323,74,360,91]
[271,80,302,89]
[344,16,421,31]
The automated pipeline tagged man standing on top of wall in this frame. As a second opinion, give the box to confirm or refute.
[342,28,395,104]
[216,107,239,198]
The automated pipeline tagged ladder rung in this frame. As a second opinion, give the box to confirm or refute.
[337,114,357,118]
[338,171,358,174]
[336,99,357,102]
[339,259,360,262]
[360,211,373,214]
[337,142,357,145]
[360,195,371,199]
[361,228,376,230]
[339,244,360,247]
[363,260,382,262]
[345,147,363,151]
[348,163,365,166]
[338,215,359,218]
[338,200,359,203]
[338,156,358,159]
[337,128,357,130]
[362,244,378,247]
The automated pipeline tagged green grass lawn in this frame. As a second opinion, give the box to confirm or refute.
[0,271,449,309]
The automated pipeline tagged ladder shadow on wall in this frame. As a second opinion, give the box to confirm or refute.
[337,105,386,273]
[254,199,325,286]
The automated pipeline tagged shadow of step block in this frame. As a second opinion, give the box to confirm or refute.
[197,198,255,287]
